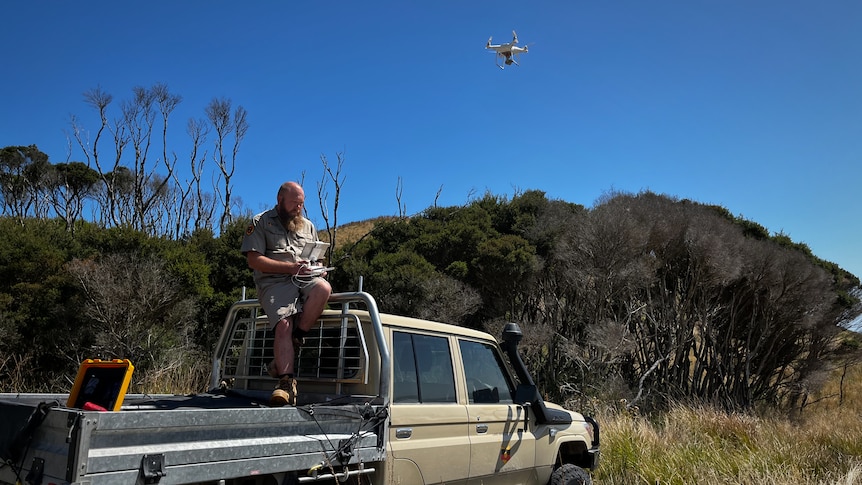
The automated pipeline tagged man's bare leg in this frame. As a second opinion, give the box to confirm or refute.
[295,280,332,332]
[270,280,330,406]
[272,317,295,377]
[270,316,298,406]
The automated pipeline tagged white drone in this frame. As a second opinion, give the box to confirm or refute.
[486,30,529,69]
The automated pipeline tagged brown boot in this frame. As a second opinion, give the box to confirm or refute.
[270,377,298,407]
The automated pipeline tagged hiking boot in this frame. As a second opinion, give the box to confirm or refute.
[270,377,297,407]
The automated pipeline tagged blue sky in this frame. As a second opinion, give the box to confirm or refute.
[2,1,860,279]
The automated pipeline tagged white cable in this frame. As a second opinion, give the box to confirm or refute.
[291,263,316,288]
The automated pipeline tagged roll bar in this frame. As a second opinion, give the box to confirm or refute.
[211,291,391,405]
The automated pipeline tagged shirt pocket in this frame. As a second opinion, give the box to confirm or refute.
[292,232,316,247]
[263,223,291,254]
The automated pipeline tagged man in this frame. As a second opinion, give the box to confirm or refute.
[241,181,332,406]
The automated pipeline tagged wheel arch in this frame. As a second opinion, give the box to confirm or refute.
[556,437,594,470]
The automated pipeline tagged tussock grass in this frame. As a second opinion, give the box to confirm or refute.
[133,349,212,395]
[594,364,862,484]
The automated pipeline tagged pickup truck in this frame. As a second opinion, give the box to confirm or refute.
[0,291,599,485]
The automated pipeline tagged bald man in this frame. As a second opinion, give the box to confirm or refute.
[241,181,332,406]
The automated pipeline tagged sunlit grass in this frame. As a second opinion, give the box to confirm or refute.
[594,364,862,484]
[132,349,212,395]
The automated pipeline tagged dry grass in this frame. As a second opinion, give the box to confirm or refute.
[594,363,862,485]
[132,349,212,395]
[320,216,395,248]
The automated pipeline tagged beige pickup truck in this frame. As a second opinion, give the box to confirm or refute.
[0,291,598,485]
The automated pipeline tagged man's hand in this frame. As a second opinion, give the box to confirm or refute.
[247,251,309,276]
[296,260,314,275]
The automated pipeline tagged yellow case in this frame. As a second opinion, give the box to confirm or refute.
[67,359,135,411]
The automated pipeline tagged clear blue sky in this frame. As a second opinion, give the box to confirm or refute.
[2,1,860,279]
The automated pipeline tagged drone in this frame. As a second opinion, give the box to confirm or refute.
[486,30,528,69]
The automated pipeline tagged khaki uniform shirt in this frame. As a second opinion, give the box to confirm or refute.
[241,208,319,285]
[240,208,323,326]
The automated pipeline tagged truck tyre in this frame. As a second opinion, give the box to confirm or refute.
[549,463,592,485]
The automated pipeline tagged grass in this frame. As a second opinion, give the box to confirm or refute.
[133,349,212,395]
[593,362,862,484]
[320,216,393,247]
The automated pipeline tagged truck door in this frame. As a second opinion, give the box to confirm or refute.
[389,330,471,485]
[458,339,537,484]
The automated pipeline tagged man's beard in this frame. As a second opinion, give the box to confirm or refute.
[277,207,305,232]
[284,215,305,232]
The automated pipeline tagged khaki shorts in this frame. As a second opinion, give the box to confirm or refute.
[256,276,327,329]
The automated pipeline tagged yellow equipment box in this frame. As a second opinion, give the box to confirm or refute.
[67,359,134,411]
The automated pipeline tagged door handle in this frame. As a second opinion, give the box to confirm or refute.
[395,428,413,439]
[476,424,488,433]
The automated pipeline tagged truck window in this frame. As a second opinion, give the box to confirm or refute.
[392,331,456,403]
[458,339,515,404]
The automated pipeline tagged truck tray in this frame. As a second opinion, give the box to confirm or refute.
[0,391,387,485]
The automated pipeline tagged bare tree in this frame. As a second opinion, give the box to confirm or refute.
[395,177,407,218]
[151,84,182,236]
[188,118,214,234]
[317,151,346,259]
[163,117,211,239]
[120,84,182,234]
[71,85,177,232]
[68,85,246,237]
[71,86,126,228]
[206,98,248,233]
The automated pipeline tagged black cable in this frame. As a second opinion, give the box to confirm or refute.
[300,401,389,468]
[0,457,24,485]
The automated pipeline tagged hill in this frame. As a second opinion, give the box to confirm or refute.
[319,216,394,247]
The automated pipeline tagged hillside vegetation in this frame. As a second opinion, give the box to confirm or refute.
[2,190,860,410]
